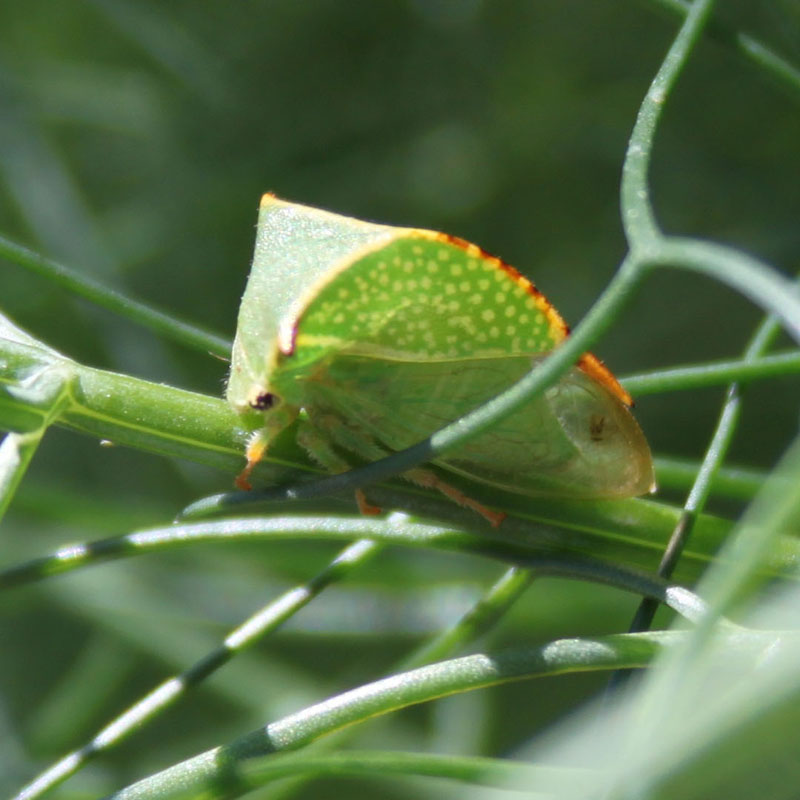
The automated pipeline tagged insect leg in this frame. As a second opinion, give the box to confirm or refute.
[235,405,299,490]
[296,419,381,516]
[403,468,506,528]
[318,414,506,527]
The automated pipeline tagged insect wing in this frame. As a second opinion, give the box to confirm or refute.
[303,353,654,499]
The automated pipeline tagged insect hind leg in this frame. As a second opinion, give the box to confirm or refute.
[317,413,505,527]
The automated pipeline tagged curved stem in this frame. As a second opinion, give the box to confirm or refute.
[0,233,230,358]
[102,627,787,800]
[0,515,708,621]
[621,0,716,245]
[639,0,800,98]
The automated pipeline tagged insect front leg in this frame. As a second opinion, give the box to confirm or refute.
[236,404,299,490]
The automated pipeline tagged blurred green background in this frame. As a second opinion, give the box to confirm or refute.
[1,2,799,797]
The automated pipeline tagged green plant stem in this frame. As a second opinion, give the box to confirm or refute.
[12,538,382,800]
[19,626,690,800]
[611,286,786,693]
[238,751,590,793]
[0,515,717,614]
[645,240,800,340]
[650,302,785,594]
[604,435,800,800]
[640,0,800,97]
[621,0,715,243]
[0,233,230,358]
[0,338,258,475]
[649,308,784,583]
[621,350,800,395]
[654,457,765,500]
[106,633,671,800]
[397,566,535,670]
[99,628,786,800]
[243,566,536,800]
[112,750,593,799]
[610,383,743,691]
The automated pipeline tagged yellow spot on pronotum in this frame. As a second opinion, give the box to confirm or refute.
[481,309,495,322]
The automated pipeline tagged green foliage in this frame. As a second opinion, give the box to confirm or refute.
[1,2,800,799]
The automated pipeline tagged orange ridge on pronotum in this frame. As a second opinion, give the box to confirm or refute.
[416,230,633,408]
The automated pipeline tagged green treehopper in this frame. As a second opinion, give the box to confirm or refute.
[227,195,654,526]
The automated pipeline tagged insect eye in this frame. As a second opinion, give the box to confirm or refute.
[250,392,277,410]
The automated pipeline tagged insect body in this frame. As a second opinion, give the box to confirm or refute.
[227,195,654,524]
